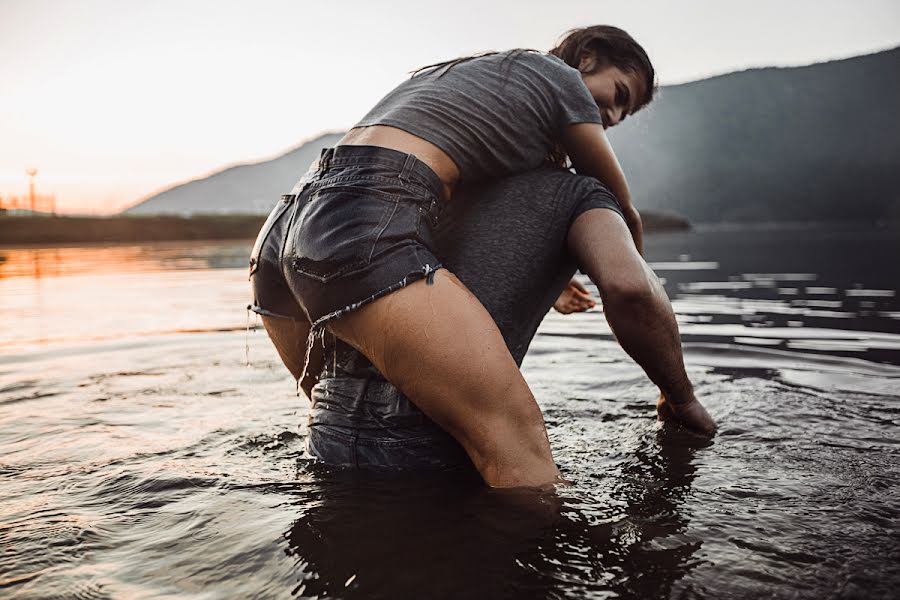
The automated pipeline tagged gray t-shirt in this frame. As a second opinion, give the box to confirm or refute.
[355,51,603,183]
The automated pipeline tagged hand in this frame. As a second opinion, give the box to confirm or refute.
[553,279,596,314]
[657,393,717,436]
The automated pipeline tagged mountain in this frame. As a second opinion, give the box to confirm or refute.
[125,132,344,215]
[608,46,900,223]
[126,48,900,223]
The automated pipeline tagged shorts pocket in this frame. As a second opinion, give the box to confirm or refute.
[289,187,400,283]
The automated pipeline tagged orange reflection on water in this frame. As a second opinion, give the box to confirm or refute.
[0,241,254,352]
[0,241,252,280]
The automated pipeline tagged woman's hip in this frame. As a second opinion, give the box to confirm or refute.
[282,147,446,327]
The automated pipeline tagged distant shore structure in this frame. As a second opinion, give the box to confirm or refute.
[26,168,38,212]
[0,168,56,215]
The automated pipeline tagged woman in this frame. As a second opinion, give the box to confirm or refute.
[255,25,656,488]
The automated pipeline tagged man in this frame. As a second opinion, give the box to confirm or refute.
[250,165,715,478]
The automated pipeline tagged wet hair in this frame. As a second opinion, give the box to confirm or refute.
[549,25,657,110]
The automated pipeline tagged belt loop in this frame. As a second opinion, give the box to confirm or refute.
[319,147,334,173]
[398,153,417,183]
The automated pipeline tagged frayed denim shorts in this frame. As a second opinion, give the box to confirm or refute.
[249,145,469,470]
[276,145,445,332]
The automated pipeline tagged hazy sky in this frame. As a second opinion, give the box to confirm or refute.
[2,0,898,213]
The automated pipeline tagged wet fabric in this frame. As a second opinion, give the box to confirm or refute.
[250,165,624,469]
[355,51,604,183]
[279,145,445,329]
[304,378,470,470]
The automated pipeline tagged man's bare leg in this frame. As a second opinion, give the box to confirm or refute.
[328,269,562,488]
[567,209,716,435]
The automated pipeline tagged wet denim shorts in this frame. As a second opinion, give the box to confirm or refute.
[248,145,469,470]
[280,145,444,331]
[306,369,472,471]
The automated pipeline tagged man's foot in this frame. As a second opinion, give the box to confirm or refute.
[657,393,717,436]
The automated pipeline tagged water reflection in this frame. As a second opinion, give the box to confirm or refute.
[282,425,703,599]
[0,241,251,279]
[0,241,257,352]
[283,467,554,598]
[3,227,899,363]
[3,226,899,598]
[548,225,900,364]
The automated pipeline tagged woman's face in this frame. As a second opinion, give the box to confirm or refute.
[580,64,646,130]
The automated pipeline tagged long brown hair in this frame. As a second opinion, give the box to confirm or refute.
[549,25,657,110]
[545,26,657,166]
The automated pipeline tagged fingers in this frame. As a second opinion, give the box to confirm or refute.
[656,393,676,420]
[553,279,598,314]
[657,394,717,436]
[575,295,596,311]
[554,292,594,314]
[568,280,596,310]
[573,289,596,311]
[570,278,589,293]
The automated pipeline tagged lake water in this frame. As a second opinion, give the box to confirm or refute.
[2,225,899,599]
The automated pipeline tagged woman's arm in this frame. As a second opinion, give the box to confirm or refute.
[561,122,643,254]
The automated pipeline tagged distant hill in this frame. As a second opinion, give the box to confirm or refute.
[125,132,344,215]
[126,48,900,224]
[608,46,900,223]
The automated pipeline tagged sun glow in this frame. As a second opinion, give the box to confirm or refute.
[2,0,898,214]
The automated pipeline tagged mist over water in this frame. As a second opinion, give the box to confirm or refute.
[1,225,898,598]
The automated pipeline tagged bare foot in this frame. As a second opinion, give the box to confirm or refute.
[657,393,717,436]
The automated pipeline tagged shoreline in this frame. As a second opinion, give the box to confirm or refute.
[0,215,269,245]
[0,212,693,245]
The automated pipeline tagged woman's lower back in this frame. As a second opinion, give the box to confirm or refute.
[339,125,459,201]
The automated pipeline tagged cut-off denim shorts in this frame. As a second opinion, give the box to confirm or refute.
[282,145,445,332]
[249,144,470,470]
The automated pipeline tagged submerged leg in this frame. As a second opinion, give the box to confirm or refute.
[567,208,716,435]
[327,269,561,488]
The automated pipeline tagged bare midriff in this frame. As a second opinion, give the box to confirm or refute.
[338,125,459,202]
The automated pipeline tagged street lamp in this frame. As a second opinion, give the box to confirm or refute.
[26,168,38,214]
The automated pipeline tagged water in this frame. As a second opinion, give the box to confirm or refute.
[2,226,899,599]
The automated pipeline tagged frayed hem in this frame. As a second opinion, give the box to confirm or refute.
[298,262,442,384]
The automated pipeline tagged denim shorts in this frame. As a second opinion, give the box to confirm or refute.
[249,145,470,471]
[306,374,471,470]
[280,145,444,330]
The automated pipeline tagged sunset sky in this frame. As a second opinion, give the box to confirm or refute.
[2,0,899,214]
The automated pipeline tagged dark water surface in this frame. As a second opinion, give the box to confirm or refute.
[2,226,899,599]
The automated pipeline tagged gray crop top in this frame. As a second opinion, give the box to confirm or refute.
[354,51,603,183]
